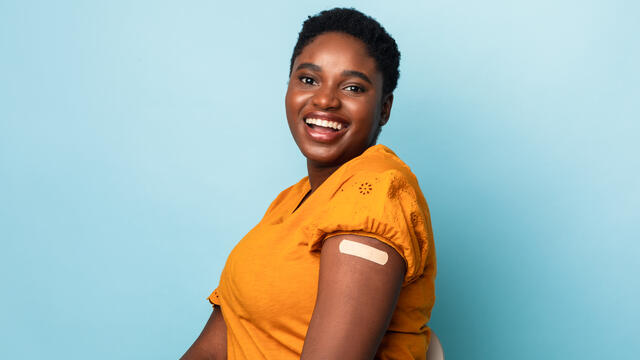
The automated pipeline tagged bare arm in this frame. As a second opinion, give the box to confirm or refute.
[301,234,406,360]
[180,305,227,360]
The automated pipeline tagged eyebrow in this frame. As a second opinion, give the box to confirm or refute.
[341,70,372,85]
[295,62,322,72]
[294,62,373,85]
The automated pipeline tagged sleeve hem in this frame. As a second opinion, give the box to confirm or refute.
[207,288,222,307]
[323,230,415,286]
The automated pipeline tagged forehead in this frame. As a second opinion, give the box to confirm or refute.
[294,32,381,81]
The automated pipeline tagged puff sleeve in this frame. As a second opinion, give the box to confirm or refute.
[303,169,431,285]
[208,287,221,306]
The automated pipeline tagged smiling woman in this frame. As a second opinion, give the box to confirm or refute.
[286,31,392,169]
[181,8,436,360]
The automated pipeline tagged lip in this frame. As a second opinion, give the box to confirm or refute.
[301,111,349,143]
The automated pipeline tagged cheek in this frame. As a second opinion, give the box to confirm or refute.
[285,88,304,118]
[344,97,379,124]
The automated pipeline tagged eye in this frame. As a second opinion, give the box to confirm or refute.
[344,85,365,93]
[299,76,317,86]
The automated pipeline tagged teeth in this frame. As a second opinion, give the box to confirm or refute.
[304,118,343,130]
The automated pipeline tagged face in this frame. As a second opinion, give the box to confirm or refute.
[285,32,393,168]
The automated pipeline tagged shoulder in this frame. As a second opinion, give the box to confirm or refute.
[338,144,423,197]
[305,144,433,285]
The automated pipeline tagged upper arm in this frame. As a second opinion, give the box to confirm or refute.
[180,305,227,360]
[301,234,406,360]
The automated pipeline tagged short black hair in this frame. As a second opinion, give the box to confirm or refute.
[289,8,401,96]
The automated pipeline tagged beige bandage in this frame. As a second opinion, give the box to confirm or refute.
[338,239,389,265]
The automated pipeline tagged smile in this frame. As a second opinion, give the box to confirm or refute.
[302,115,348,142]
[305,118,343,131]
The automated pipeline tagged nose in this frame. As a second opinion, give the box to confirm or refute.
[311,85,340,109]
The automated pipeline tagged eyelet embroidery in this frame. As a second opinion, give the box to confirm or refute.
[358,182,373,195]
[411,212,421,226]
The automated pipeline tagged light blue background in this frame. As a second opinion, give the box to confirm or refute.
[1,1,638,359]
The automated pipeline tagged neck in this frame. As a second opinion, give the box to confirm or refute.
[305,143,377,191]
[306,160,342,192]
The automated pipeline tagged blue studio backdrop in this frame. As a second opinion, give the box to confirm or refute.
[1,1,638,359]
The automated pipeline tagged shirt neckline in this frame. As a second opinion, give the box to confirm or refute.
[288,144,389,216]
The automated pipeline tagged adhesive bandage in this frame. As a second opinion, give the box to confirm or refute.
[338,239,389,265]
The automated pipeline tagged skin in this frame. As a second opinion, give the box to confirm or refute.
[180,305,227,360]
[286,31,394,193]
[301,234,405,359]
[181,31,404,360]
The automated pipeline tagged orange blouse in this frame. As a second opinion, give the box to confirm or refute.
[208,144,436,359]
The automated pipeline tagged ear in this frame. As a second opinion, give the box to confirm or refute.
[379,93,394,126]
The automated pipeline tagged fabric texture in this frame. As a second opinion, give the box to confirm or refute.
[208,144,437,360]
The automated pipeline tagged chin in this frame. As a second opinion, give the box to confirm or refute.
[298,142,346,167]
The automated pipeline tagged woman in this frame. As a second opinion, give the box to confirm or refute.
[182,8,436,360]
